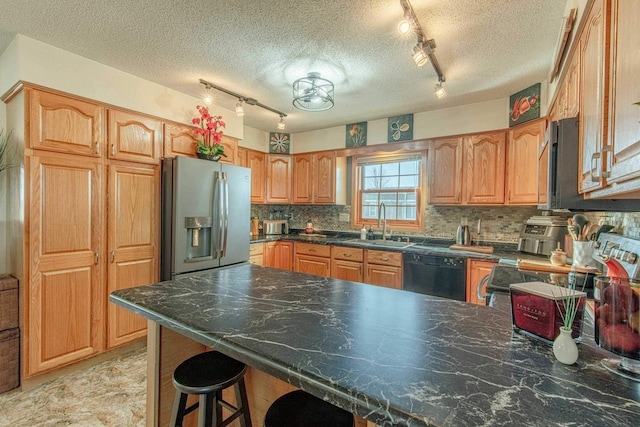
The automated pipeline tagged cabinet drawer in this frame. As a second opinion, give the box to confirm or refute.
[249,242,264,256]
[331,246,364,262]
[295,242,331,258]
[366,250,402,267]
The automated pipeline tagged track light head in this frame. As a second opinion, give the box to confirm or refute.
[398,20,412,35]
[278,115,286,130]
[434,82,447,99]
[235,100,244,116]
[412,44,428,67]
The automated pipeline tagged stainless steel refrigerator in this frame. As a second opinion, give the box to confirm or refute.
[161,156,251,280]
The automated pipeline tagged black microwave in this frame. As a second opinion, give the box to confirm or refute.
[537,117,640,212]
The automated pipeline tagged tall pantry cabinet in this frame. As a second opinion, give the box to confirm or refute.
[8,87,160,377]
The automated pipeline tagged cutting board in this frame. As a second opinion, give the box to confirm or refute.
[517,259,600,274]
[298,232,327,238]
[449,245,495,254]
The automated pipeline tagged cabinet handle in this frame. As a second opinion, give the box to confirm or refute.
[590,152,601,182]
[344,253,352,258]
[111,144,115,156]
[601,145,612,179]
[456,191,460,202]
[250,248,256,252]
[309,248,316,252]
[95,141,100,154]
[381,257,390,261]
[111,251,115,262]
[467,191,471,202]
[94,252,99,265]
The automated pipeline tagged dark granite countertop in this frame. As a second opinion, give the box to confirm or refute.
[250,232,547,263]
[110,264,640,426]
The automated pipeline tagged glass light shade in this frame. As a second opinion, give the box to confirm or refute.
[434,82,447,99]
[413,45,428,67]
[235,101,244,116]
[292,72,334,111]
[278,117,286,130]
[203,93,213,105]
[398,20,411,35]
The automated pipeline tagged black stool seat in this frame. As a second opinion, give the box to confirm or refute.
[264,390,354,427]
[170,351,252,427]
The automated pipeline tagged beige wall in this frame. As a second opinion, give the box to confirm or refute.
[240,126,269,152]
[0,35,243,138]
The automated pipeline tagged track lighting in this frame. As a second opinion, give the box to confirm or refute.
[278,115,286,130]
[199,79,287,129]
[434,81,447,99]
[412,44,428,67]
[235,99,244,116]
[398,19,411,35]
[203,86,213,105]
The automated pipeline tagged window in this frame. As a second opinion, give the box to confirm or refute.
[354,152,425,230]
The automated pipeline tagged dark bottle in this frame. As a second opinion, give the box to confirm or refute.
[367,225,374,240]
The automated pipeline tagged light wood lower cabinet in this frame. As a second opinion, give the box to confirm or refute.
[466,259,497,306]
[364,250,403,290]
[264,241,293,271]
[294,243,331,277]
[26,152,105,376]
[331,246,364,282]
[107,163,160,349]
[249,242,265,266]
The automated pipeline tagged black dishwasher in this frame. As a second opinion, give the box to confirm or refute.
[402,253,467,301]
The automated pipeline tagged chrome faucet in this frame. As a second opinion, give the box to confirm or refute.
[378,202,387,241]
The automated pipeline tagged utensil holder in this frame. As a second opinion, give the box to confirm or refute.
[572,241,597,268]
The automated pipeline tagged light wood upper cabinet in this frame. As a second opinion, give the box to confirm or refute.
[506,119,546,205]
[108,110,163,164]
[29,89,104,157]
[293,154,313,203]
[247,150,266,203]
[292,151,345,205]
[578,0,609,194]
[218,135,238,165]
[428,137,463,204]
[314,152,337,204]
[237,147,247,167]
[466,259,497,306]
[587,0,640,198]
[163,123,197,158]
[565,45,581,119]
[465,132,506,204]
[266,154,292,204]
[107,163,159,349]
[26,152,104,376]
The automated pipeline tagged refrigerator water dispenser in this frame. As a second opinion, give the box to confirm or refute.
[185,216,212,260]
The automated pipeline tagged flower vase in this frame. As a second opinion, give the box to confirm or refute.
[196,152,221,161]
[572,241,597,268]
[553,326,579,365]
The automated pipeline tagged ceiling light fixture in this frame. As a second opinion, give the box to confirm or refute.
[399,0,446,82]
[434,81,447,99]
[278,115,286,130]
[203,86,213,105]
[292,72,335,112]
[398,19,412,35]
[235,99,245,116]
[199,79,287,129]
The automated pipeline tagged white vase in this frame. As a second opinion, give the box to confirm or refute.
[553,327,579,365]
[572,241,597,268]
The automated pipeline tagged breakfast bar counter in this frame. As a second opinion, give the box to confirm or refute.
[110,264,640,426]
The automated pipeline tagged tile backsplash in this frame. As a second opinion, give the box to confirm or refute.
[251,204,640,242]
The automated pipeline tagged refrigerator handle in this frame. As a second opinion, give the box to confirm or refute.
[213,171,223,259]
[221,172,229,257]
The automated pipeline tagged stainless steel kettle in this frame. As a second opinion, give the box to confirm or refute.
[456,225,471,245]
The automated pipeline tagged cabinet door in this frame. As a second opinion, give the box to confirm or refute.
[265,241,293,270]
[506,119,546,205]
[314,151,336,204]
[579,0,608,193]
[247,150,266,203]
[538,137,550,206]
[465,132,505,204]
[27,153,104,376]
[364,264,402,290]
[29,89,104,157]
[108,110,163,164]
[331,259,363,282]
[566,47,581,118]
[266,155,292,204]
[219,135,238,165]
[597,0,640,195]
[428,137,463,204]
[107,163,159,349]
[294,254,331,277]
[466,260,497,306]
[292,154,313,204]
[163,123,196,158]
[237,147,247,167]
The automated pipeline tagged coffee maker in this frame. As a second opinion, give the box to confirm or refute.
[517,216,567,256]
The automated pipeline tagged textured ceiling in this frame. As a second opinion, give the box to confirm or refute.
[0,0,567,133]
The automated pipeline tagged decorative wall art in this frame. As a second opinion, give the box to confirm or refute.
[387,114,413,142]
[345,122,367,147]
[269,132,290,154]
[509,83,541,127]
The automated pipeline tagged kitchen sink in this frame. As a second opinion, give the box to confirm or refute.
[348,239,414,248]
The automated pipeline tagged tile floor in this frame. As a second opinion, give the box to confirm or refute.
[0,346,146,426]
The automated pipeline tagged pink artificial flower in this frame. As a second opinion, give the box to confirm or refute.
[192,118,200,125]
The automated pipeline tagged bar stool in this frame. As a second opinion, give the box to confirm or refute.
[170,351,252,427]
[264,390,354,427]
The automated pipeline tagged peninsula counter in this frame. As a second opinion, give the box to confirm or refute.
[110,264,640,426]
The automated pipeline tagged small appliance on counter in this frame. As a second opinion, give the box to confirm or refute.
[455,224,470,246]
[517,215,567,256]
[263,219,289,235]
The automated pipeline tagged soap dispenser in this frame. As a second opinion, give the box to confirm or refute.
[367,225,374,240]
[360,225,367,240]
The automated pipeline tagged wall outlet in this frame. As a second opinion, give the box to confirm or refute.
[339,213,350,222]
